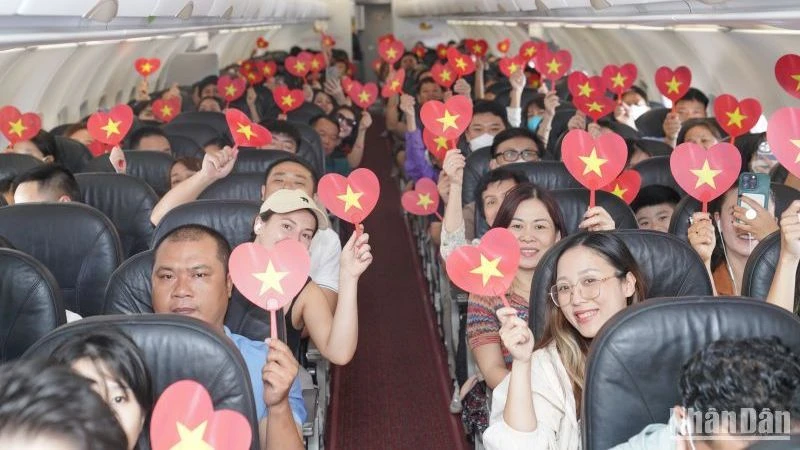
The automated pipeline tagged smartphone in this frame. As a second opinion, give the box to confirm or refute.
[325,65,341,83]
[737,172,770,212]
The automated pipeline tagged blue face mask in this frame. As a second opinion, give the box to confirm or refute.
[527,115,543,131]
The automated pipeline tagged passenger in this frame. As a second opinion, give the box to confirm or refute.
[151,224,306,450]
[386,77,442,136]
[4,129,58,163]
[630,185,681,233]
[400,93,439,182]
[488,128,544,169]
[626,138,671,168]
[13,164,80,204]
[614,86,651,129]
[49,328,153,450]
[333,105,371,171]
[466,100,511,152]
[0,360,128,450]
[129,126,171,153]
[131,100,155,121]
[0,177,14,205]
[612,337,800,449]
[192,75,219,107]
[522,90,559,148]
[664,88,710,147]
[169,157,201,188]
[737,133,778,175]
[312,89,336,115]
[64,121,93,148]
[483,232,647,449]
[688,185,778,295]
[261,120,302,153]
[766,200,800,314]
[197,96,223,113]
[676,118,724,150]
[311,114,346,175]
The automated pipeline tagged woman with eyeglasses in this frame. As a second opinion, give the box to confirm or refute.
[483,232,647,449]
[328,105,372,175]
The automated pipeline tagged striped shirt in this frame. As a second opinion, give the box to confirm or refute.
[467,292,530,367]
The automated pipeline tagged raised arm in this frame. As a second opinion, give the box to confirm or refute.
[768,201,800,313]
[346,111,371,169]
[260,339,305,450]
[497,307,537,432]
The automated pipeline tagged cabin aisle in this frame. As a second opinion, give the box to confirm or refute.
[326,115,470,450]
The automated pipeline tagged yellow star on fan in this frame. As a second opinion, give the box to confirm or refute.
[792,74,800,91]
[587,101,604,113]
[160,105,173,117]
[224,84,237,97]
[610,184,627,199]
[690,160,722,189]
[469,254,504,287]
[665,76,682,94]
[337,185,364,212]
[236,122,256,141]
[140,62,152,74]
[437,109,460,132]
[263,66,273,75]
[386,47,398,60]
[524,46,536,58]
[416,193,434,209]
[473,44,483,54]
[390,80,400,91]
[252,260,289,295]
[578,82,594,97]
[434,135,449,151]
[101,118,122,138]
[610,72,626,88]
[579,148,608,176]
[791,139,800,163]
[546,58,562,74]
[172,421,213,450]
[293,61,306,72]
[281,95,296,107]
[440,70,452,82]
[8,119,26,137]
[454,57,468,71]
[725,107,747,128]
[358,90,371,104]
[507,62,520,74]
[310,59,320,70]
[247,73,256,82]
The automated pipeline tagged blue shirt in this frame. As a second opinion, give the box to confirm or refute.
[224,327,307,425]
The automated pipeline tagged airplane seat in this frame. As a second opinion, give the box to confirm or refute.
[168,111,230,137]
[290,121,326,176]
[544,107,577,160]
[741,231,798,312]
[199,173,265,202]
[102,250,282,343]
[631,156,685,196]
[0,153,42,181]
[54,136,92,173]
[0,236,12,248]
[0,203,122,317]
[770,164,789,184]
[24,314,261,450]
[286,102,326,125]
[582,297,800,450]
[162,121,224,149]
[49,123,72,137]
[634,108,669,139]
[166,134,204,159]
[0,248,66,361]
[232,149,288,174]
[81,151,174,197]
[74,173,158,257]
[669,183,800,242]
[518,161,583,190]
[460,146,493,205]
[152,199,260,249]
[0,197,5,207]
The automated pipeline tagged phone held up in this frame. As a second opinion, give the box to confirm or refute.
[737,172,770,214]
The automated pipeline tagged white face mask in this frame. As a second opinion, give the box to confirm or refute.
[469,133,494,151]
[628,103,650,122]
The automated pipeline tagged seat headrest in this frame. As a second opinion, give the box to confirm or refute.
[24,314,261,450]
[553,189,637,234]
[75,173,158,257]
[54,136,92,173]
[0,153,41,181]
[529,229,713,338]
[166,134,204,159]
[103,250,283,342]
[631,156,685,196]
[545,108,577,160]
[634,107,669,138]
[0,248,65,361]
[286,102,326,125]
[516,161,583,190]
[162,121,225,149]
[0,203,122,316]
[168,111,230,137]
[232,149,289,174]
[290,121,325,176]
[583,297,800,450]
[82,151,175,197]
[0,235,12,249]
[199,173,265,202]
[741,231,792,306]
[461,147,493,205]
[152,200,260,249]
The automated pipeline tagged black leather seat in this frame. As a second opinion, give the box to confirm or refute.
[167,111,230,137]
[75,173,158,257]
[0,203,122,316]
[528,229,713,338]
[54,136,92,173]
[24,314,261,450]
[634,107,669,138]
[290,121,325,176]
[517,161,583,190]
[166,134,204,159]
[163,121,227,149]
[582,297,800,450]
[741,231,799,312]
[771,164,789,184]
[199,173,265,202]
[0,153,41,181]
[232,149,289,174]
[152,200,260,249]
[82,151,175,197]
[631,156,685,196]
[0,248,65,361]
[0,236,10,248]
[545,107,577,160]
[461,147,493,205]
[286,102,325,125]
[103,250,284,342]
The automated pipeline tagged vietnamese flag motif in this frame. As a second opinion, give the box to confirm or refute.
[134,58,161,78]
[341,76,354,95]
[285,55,311,79]
[256,37,269,49]
[767,107,800,179]
[518,40,543,62]
[240,60,255,75]
[713,94,761,139]
[445,228,520,306]
[561,129,627,207]
[309,53,326,73]
[600,170,641,205]
[318,168,381,226]
[602,63,637,97]
[436,44,448,60]
[322,33,336,47]
[87,104,134,146]
[371,58,383,74]
[670,142,740,212]
[413,44,426,60]
[655,66,692,103]
[419,95,473,141]
[152,98,181,123]
[150,380,252,450]
[262,61,277,79]
[497,38,510,55]
[349,81,379,110]
[498,56,526,78]
[378,33,396,46]
[382,68,406,98]
[774,54,800,100]
[225,108,271,148]
[401,178,441,218]
[423,128,451,162]
[567,72,605,100]
[0,106,41,145]
[243,69,264,86]
[574,95,615,121]
[430,62,456,89]
[466,39,489,58]
[536,49,572,83]
[378,39,405,65]
[217,76,246,102]
[447,47,475,78]
[272,85,304,114]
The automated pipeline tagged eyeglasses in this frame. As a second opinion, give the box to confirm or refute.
[495,149,539,163]
[337,115,357,127]
[549,274,622,307]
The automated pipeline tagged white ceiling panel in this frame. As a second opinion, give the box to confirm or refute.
[15,0,99,16]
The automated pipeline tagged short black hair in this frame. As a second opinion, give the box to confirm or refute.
[264,155,320,193]
[618,85,648,103]
[676,87,709,108]
[474,166,528,217]
[153,224,232,275]
[261,119,302,149]
[490,127,544,158]
[415,76,439,96]
[195,75,218,94]
[14,164,80,202]
[28,130,58,160]
[310,114,339,133]
[472,100,511,130]
[198,96,223,110]
[676,118,725,146]
[0,359,128,449]
[630,185,680,213]
[129,126,169,150]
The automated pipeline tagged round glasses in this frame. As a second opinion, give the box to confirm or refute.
[495,149,539,163]
[549,274,622,307]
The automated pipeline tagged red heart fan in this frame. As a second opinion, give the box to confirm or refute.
[436,44,448,60]
[567,72,605,100]
[499,56,526,78]
[402,178,441,218]
[318,168,381,225]
[272,86,304,114]
[713,94,762,139]
[574,95,615,121]
[378,40,405,65]
[382,68,406,98]
[256,37,269,49]
[87,104,134,146]
[518,40,543,62]
[766,107,800,179]
[561,129,627,207]
[322,34,336,47]
[774,54,800,100]
[217,76,247,102]
[446,47,475,77]
[225,108,272,148]
[600,170,641,205]
[262,61,277,78]
[496,38,510,55]
[309,53,326,73]
[419,95,473,140]
[152,97,181,123]
[655,66,692,103]
[285,56,311,79]
[670,142,741,212]
[0,106,41,144]
[341,76,354,95]
[467,39,488,58]
[445,228,520,305]
[349,81,378,109]
[430,62,456,89]
[601,63,637,96]
[134,58,161,78]
[423,128,452,163]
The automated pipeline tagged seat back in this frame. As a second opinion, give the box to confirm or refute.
[741,231,798,312]
[0,248,65,361]
[583,297,800,450]
[631,156,685,196]
[232,149,289,174]
[75,173,158,257]
[166,134,204,159]
[634,107,669,138]
[163,120,226,149]
[461,147,493,205]
[81,151,175,196]
[152,200,260,249]
[291,121,325,176]
[0,153,41,181]
[25,314,261,450]
[168,111,230,137]
[286,102,325,124]
[518,161,583,190]
[199,173,265,202]
[0,203,122,316]
[528,229,713,338]
[544,107,577,160]
[54,136,92,173]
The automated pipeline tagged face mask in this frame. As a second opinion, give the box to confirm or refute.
[527,116,543,131]
[628,103,650,122]
[469,133,494,151]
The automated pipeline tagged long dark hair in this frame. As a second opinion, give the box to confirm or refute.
[492,182,567,239]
